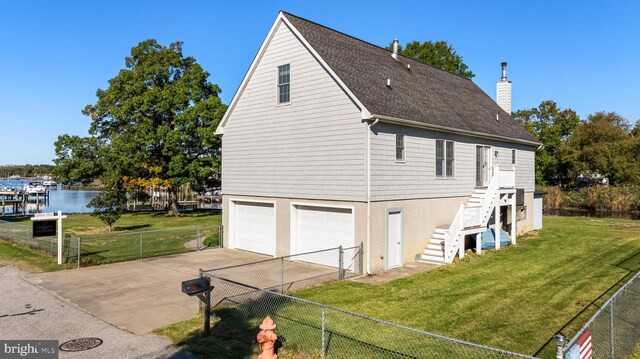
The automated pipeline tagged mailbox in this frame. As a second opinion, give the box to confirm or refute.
[182,277,211,296]
[181,275,214,337]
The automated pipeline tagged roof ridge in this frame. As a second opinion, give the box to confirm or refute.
[280,10,474,82]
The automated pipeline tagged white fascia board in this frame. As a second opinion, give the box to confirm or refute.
[215,12,287,135]
[372,114,541,147]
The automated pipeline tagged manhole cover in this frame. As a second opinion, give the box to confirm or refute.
[59,337,103,352]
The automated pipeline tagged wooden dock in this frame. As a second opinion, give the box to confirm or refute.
[0,190,49,216]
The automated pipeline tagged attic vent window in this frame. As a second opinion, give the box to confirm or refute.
[277,64,290,104]
[396,134,405,161]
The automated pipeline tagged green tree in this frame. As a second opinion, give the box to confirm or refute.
[88,186,126,231]
[69,39,226,216]
[512,101,580,185]
[53,135,104,184]
[558,112,640,186]
[388,40,475,79]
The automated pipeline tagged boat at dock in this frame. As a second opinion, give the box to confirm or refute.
[22,182,47,195]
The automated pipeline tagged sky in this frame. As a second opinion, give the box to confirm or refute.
[0,0,638,165]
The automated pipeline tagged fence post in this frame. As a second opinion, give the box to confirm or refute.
[338,246,344,280]
[280,257,284,293]
[553,334,566,359]
[321,304,326,358]
[359,242,364,275]
[196,226,201,251]
[139,233,143,259]
[198,268,204,314]
[77,237,81,269]
[610,297,615,358]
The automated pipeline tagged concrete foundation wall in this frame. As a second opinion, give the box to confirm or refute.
[222,192,535,272]
[368,196,465,273]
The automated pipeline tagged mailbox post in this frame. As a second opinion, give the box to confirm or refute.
[182,275,214,336]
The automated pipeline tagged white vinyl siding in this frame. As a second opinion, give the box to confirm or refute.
[222,21,365,201]
[370,123,536,201]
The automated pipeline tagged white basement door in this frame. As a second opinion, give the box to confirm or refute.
[295,205,353,267]
[234,201,275,256]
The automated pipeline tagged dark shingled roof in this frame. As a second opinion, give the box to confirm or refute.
[283,12,539,145]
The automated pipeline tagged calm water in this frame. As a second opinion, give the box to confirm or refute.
[0,179,99,215]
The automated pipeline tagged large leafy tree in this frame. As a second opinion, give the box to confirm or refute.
[512,101,580,185]
[56,39,226,217]
[558,112,640,186]
[53,135,104,184]
[388,40,475,79]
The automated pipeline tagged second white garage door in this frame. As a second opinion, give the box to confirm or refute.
[294,205,354,267]
[233,201,275,256]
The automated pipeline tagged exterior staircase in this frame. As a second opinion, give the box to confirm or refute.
[419,166,515,265]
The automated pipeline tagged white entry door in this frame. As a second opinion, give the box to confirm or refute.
[295,205,353,267]
[476,146,491,187]
[233,201,275,256]
[386,210,403,269]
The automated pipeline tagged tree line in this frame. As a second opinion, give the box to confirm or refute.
[0,164,55,178]
[513,101,640,188]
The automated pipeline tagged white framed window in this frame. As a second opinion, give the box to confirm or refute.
[396,134,405,161]
[277,64,290,104]
[436,140,455,177]
[512,149,517,165]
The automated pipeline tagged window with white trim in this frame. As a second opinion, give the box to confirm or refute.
[277,64,290,104]
[512,149,517,165]
[396,134,405,161]
[436,140,455,177]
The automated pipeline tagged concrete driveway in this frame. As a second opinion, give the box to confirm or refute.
[26,248,335,334]
[1,265,192,359]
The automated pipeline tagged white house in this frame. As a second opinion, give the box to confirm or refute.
[216,12,540,273]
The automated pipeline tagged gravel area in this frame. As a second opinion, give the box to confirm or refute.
[0,265,193,359]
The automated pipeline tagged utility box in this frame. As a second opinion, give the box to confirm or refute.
[533,190,546,230]
[182,277,211,297]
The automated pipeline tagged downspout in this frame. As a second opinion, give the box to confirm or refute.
[366,118,379,275]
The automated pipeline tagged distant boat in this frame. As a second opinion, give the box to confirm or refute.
[43,180,58,188]
[8,175,20,180]
[22,182,46,195]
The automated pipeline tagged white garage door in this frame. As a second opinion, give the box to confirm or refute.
[234,201,275,256]
[295,205,353,267]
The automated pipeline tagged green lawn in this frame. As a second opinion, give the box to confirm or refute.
[158,216,640,358]
[0,210,221,270]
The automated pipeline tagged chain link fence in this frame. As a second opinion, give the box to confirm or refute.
[0,219,57,253]
[561,271,640,359]
[202,244,363,299]
[205,276,537,359]
[0,220,222,268]
[200,245,537,358]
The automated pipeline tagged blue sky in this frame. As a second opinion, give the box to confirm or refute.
[0,0,638,165]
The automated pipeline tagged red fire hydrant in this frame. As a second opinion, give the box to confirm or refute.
[257,315,278,359]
